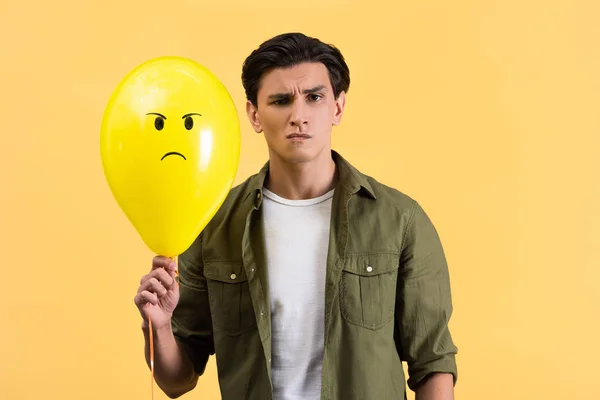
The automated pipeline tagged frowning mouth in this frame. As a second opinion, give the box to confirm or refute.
[161,152,187,160]
[286,133,311,139]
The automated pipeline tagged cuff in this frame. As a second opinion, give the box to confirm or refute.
[407,355,458,391]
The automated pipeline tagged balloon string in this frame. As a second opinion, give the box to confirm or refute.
[147,256,178,400]
[149,309,155,400]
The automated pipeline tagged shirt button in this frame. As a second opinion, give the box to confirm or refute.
[230,273,237,280]
[366,265,373,272]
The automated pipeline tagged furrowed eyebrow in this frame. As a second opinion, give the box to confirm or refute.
[268,92,292,100]
[182,113,202,118]
[268,85,326,100]
[146,112,166,119]
[303,85,326,94]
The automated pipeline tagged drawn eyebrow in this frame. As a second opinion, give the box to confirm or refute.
[146,112,166,119]
[182,113,202,118]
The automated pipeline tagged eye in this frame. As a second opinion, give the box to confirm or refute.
[309,94,322,102]
[154,117,164,131]
[272,98,289,106]
[184,116,194,130]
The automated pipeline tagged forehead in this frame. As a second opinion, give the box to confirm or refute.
[258,62,331,94]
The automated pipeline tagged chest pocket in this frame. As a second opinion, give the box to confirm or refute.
[204,261,257,336]
[340,253,400,330]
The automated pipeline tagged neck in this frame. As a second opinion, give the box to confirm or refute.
[265,149,338,200]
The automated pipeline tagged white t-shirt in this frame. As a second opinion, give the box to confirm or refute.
[262,187,334,400]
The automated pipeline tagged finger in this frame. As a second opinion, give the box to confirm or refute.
[152,255,173,271]
[134,291,158,307]
[167,262,179,284]
[137,277,168,297]
[161,259,177,278]
[169,267,179,286]
[140,267,174,288]
[153,268,175,290]
[140,273,150,285]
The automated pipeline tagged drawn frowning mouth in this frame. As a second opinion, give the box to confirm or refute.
[161,152,187,161]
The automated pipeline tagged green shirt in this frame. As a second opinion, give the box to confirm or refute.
[171,150,458,399]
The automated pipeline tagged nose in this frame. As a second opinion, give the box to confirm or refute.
[290,100,308,129]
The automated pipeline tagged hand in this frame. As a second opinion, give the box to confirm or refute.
[134,256,179,331]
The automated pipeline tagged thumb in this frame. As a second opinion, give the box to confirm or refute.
[167,257,179,284]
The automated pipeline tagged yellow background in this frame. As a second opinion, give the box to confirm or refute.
[1,1,598,399]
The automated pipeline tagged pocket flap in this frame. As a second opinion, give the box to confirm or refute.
[204,261,248,283]
[342,253,399,276]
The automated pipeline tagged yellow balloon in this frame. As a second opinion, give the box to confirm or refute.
[100,56,240,257]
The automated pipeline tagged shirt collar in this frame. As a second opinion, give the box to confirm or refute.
[243,150,377,207]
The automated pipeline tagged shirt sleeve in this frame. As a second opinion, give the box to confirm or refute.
[171,233,215,375]
[396,199,458,391]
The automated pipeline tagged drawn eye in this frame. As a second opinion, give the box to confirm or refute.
[184,116,194,130]
[154,117,164,131]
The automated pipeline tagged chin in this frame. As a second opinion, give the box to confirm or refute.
[276,146,320,164]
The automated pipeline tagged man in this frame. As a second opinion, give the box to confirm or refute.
[134,32,458,400]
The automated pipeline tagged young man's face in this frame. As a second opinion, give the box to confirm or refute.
[246,62,346,164]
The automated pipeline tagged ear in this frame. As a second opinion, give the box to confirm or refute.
[332,91,346,126]
[246,100,263,133]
